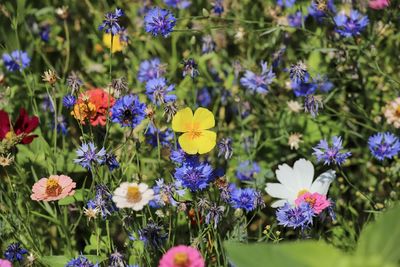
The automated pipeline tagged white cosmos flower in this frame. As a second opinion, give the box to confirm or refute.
[265,158,335,208]
[112,182,154,211]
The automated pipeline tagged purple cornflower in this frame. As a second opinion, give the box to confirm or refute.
[308,0,336,22]
[334,10,369,38]
[4,243,27,262]
[63,94,76,109]
[312,136,351,166]
[144,7,176,37]
[110,95,147,128]
[151,178,185,207]
[39,25,51,42]
[277,0,295,8]
[201,35,216,54]
[145,124,174,147]
[138,222,167,249]
[54,115,68,135]
[217,137,233,160]
[66,254,97,267]
[2,50,30,72]
[288,11,303,28]
[236,161,260,181]
[104,153,120,171]
[368,132,400,161]
[230,187,257,212]
[74,142,106,169]
[66,71,83,94]
[98,8,124,35]
[315,75,334,93]
[205,203,225,228]
[88,184,118,219]
[182,58,199,79]
[304,94,323,117]
[291,74,317,97]
[197,88,212,107]
[174,159,213,191]
[240,61,275,94]
[109,250,124,267]
[289,61,308,84]
[145,78,176,105]
[164,0,191,9]
[41,95,55,112]
[137,58,166,83]
[276,202,315,230]
[212,0,224,15]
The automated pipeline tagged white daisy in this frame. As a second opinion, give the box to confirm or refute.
[112,182,154,211]
[265,158,335,208]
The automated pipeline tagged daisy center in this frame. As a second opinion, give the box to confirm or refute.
[126,185,142,203]
[173,252,189,267]
[297,189,309,198]
[45,178,62,197]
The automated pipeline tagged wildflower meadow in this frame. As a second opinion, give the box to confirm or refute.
[1,0,400,266]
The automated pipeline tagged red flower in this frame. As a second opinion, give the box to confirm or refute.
[0,108,39,144]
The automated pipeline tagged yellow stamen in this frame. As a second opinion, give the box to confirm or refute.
[5,131,16,140]
[395,106,400,116]
[187,123,202,140]
[173,252,189,267]
[297,189,309,198]
[126,186,142,203]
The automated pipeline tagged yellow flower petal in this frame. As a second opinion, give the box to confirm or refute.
[103,33,125,53]
[178,130,216,155]
[172,107,193,132]
[193,107,215,130]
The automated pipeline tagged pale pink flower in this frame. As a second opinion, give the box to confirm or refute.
[369,0,390,9]
[295,192,330,214]
[383,97,400,128]
[31,175,76,201]
[0,259,12,267]
[159,245,205,267]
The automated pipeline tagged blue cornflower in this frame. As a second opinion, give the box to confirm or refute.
[304,95,324,117]
[217,137,233,160]
[104,153,120,171]
[334,10,369,38]
[39,25,51,42]
[41,95,55,112]
[276,202,315,230]
[63,94,76,109]
[170,146,198,165]
[288,11,303,28]
[87,184,118,219]
[74,142,106,169]
[110,95,147,128]
[230,187,258,212]
[182,58,199,79]
[368,132,400,161]
[212,0,224,15]
[291,74,317,97]
[277,0,295,8]
[308,0,336,22]
[2,50,30,72]
[145,124,174,147]
[137,58,166,83]
[98,8,124,35]
[137,222,167,249]
[315,75,334,93]
[164,0,191,9]
[197,88,212,107]
[4,243,27,262]
[236,161,260,181]
[144,7,176,37]
[151,178,185,207]
[204,203,225,228]
[55,115,68,135]
[174,159,213,191]
[312,136,352,166]
[289,61,308,84]
[240,61,275,94]
[201,35,216,54]
[66,254,98,267]
[145,78,176,105]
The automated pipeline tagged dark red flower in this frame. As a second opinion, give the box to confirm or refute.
[0,108,39,144]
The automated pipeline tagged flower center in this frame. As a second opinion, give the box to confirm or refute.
[297,189,309,198]
[188,123,202,140]
[173,252,189,267]
[5,131,16,140]
[304,195,317,207]
[45,178,62,197]
[395,106,400,116]
[126,185,142,203]
[123,109,134,123]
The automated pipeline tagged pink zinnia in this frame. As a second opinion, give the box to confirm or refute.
[159,245,205,267]
[369,0,390,9]
[295,192,330,214]
[0,259,12,267]
[31,175,76,201]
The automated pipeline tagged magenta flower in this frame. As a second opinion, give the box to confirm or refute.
[158,245,205,267]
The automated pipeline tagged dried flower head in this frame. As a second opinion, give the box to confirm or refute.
[110,77,128,98]
[287,100,303,113]
[55,6,69,19]
[289,61,308,83]
[0,154,14,167]
[288,133,303,150]
[163,101,178,122]
[42,69,59,85]
[66,71,83,94]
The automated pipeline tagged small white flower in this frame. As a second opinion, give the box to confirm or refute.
[288,133,303,150]
[112,182,154,211]
[265,158,335,208]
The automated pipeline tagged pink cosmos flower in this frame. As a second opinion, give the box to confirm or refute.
[159,245,205,267]
[295,192,330,214]
[31,175,76,201]
[369,0,390,9]
[0,259,12,267]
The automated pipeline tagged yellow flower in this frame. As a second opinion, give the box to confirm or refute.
[103,33,127,53]
[71,102,96,123]
[172,107,217,155]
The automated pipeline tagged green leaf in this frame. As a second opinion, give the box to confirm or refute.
[356,205,400,265]
[58,189,85,205]
[84,255,107,264]
[225,241,343,267]
[41,255,69,267]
